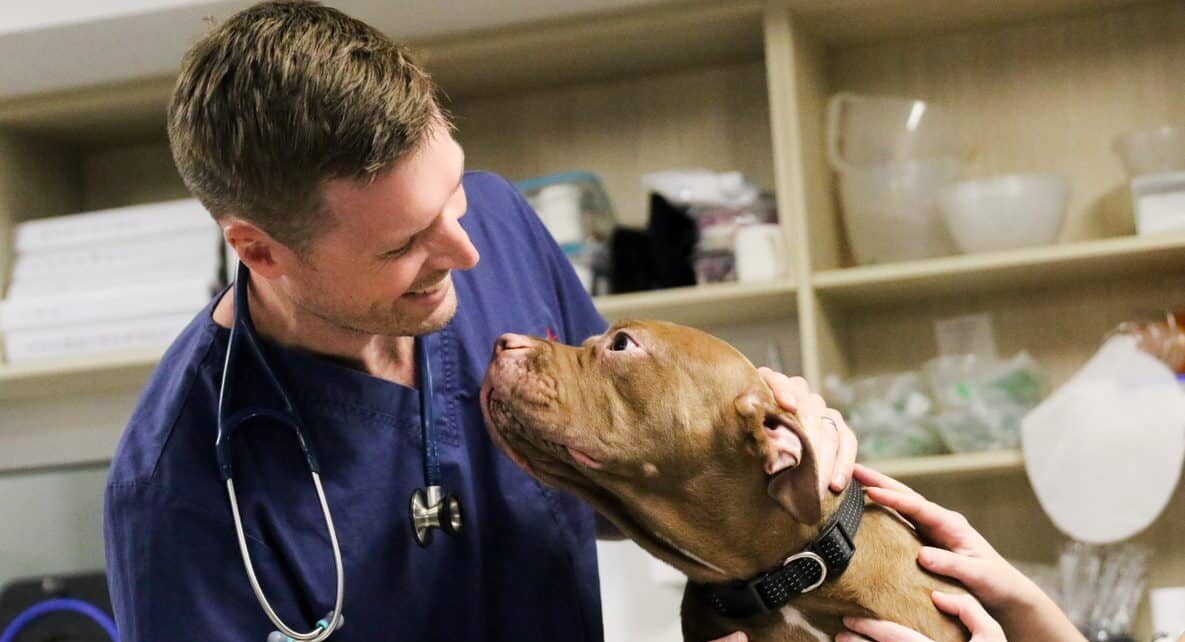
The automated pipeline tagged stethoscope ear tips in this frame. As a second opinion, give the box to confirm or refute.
[410,485,464,547]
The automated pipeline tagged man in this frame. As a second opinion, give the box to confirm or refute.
[103,2,857,640]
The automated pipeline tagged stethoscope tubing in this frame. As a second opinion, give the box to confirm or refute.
[226,474,343,642]
[415,335,441,488]
[219,262,344,641]
[217,262,456,639]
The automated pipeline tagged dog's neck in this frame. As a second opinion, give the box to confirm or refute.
[654,483,848,582]
[657,483,921,613]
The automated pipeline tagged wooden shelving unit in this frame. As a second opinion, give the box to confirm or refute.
[595,280,797,325]
[1,1,1184,635]
[0,350,162,403]
[812,232,1185,308]
[871,449,1026,481]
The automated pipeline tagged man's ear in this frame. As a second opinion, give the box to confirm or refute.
[736,389,824,525]
[223,218,293,279]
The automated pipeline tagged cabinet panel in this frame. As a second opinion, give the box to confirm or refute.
[449,60,774,228]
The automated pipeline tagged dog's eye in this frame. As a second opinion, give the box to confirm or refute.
[609,331,637,352]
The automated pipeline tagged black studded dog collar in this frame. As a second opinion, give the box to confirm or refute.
[692,478,865,619]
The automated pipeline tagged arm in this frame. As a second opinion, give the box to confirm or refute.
[105,482,310,641]
[848,464,1087,642]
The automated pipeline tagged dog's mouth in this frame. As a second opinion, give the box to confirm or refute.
[480,372,606,477]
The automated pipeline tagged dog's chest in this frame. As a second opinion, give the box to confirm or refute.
[778,605,829,642]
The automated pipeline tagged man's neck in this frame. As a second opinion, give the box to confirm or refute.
[211,274,417,387]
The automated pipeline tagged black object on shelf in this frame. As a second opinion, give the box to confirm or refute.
[609,227,656,294]
[646,192,697,289]
[608,193,699,295]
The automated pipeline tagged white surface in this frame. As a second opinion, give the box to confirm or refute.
[1132,171,1185,236]
[597,538,685,642]
[14,198,213,252]
[4,311,197,363]
[1,277,214,330]
[734,224,789,283]
[1151,586,1185,639]
[0,465,108,586]
[0,0,676,101]
[939,173,1070,254]
[1022,335,1185,543]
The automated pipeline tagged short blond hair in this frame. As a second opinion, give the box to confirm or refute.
[168,0,444,252]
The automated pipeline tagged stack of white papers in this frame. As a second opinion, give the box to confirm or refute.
[1,199,223,364]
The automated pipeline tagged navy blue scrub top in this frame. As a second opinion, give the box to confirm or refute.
[104,172,610,642]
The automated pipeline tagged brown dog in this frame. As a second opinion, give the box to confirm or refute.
[480,320,968,642]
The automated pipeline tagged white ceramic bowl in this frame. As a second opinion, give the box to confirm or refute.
[1112,124,1185,178]
[939,174,1070,254]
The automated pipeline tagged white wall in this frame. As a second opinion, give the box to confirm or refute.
[598,539,687,642]
[0,464,108,585]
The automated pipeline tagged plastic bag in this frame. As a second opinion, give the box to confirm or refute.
[825,372,945,460]
[924,351,1049,452]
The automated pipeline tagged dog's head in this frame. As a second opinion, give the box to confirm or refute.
[480,320,833,580]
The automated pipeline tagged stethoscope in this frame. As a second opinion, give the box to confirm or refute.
[216,262,463,642]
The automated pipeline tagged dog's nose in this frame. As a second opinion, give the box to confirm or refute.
[495,333,534,355]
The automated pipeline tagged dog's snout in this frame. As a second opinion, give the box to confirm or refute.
[495,333,534,355]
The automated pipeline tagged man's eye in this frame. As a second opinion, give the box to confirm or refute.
[609,332,637,351]
[381,243,413,259]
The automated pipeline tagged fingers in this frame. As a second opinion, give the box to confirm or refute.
[853,464,922,499]
[758,369,860,493]
[841,617,934,642]
[931,592,1005,639]
[918,547,989,586]
[758,368,801,411]
[863,486,978,550]
[828,408,858,492]
[707,632,747,642]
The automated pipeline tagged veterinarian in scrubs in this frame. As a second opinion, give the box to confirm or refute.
[102,3,859,641]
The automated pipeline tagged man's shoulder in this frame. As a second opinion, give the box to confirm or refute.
[107,308,224,490]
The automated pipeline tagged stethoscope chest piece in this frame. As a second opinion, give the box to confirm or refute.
[410,485,463,547]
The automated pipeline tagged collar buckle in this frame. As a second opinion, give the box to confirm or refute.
[782,550,827,594]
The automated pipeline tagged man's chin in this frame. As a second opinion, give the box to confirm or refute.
[397,287,458,336]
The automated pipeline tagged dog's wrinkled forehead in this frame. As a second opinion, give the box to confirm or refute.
[603,320,762,391]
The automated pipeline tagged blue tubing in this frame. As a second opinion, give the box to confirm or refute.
[0,597,118,642]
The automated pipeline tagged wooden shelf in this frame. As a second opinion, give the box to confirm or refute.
[0,349,161,402]
[812,233,1185,308]
[420,0,763,100]
[594,280,798,326]
[787,0,1150,45]
[0,281,796,401]
[866,449,1026,481]
[0,1,765,142]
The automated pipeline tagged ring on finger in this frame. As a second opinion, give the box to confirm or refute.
[821,416,840,432]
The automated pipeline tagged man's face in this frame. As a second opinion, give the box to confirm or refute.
[282,121,480,337]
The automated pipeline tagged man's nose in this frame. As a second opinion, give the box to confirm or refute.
[495,333,534,355]
[426,217,480,272]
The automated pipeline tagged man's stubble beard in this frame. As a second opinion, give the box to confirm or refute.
[297,280,459,339]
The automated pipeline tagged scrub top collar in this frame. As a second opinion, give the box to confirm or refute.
[206,284,438,421]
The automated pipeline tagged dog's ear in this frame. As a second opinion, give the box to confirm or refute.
[736,390,824,525]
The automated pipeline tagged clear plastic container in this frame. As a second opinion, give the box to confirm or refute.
[516,171,617,295]
[1112,124,1185,178]
[838,158,961,264]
